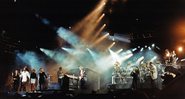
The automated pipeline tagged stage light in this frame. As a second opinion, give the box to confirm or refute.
[62,47,75,54]
[57,27,85,48]
[148,47,151,50]
[152,44,155,47]
[156,46,160,50]
[112,37,115,41]
[177,46,183,52]
[136,56,144,64]
[40,48,44,51]
[72,0,108,40]
[140,48,144,52]
[40,48,66,65]
[96,14,105,23]
[109,49,119,61]
[107,42,116,49]
[90,24,106,42]
[120,53,133,63]
[116,48,123,54]
[145,45,147,48]
[103,2,106,5]
[126,50,132,54]
[40,48,56,58]
[87,48,98,63]
[16,51,45,71]
[150,56,157,62]
[138,46,140,48]
[132,48,137,52]
[111,33,131,43]
[92,32,109,46]
[119,50,132,57]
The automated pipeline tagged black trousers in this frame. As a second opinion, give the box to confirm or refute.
[13,81,19,92]
[58,78,63,89]
[132,79,138,89]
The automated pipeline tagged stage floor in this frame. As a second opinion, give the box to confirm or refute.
[0,88,160,99]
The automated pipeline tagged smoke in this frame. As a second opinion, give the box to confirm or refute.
[15,51,45,70]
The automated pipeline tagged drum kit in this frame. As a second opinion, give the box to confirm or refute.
[111,63,133,84]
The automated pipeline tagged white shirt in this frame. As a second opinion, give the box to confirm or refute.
[150,64,158,80]
[20,71,30,82]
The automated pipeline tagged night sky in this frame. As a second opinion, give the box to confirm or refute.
[0,0,185,89]
[0,0,184,49]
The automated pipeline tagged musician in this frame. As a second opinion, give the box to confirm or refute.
[161,71,176,87]
[114,61,121,73]
[138,60,147,83]
[130,67,139,90]
[62,74,69,92]
[149,62,158,88]
[18,69,23,92]
[30,69,37,92]
[171,51,178,66]
[38,68,47,91]
[78,66,86,89]
[57,67,64,89]
[164,49,170,62]
[20,66,30,92]
[12,69,20,93]
[112,61,125,84]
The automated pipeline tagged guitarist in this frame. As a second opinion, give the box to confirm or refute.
[57,67,64,89]
[149,62,158,88]
[78,66,86,89]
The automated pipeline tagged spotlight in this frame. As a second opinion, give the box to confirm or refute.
[116,48,123,53]
[152,44,155,47]
[107,42,116,49]
[40,48,43,51]
[138,46,140,48]
[177,46,183,52]
[136,56,144,64]
[150,56,157,62]
[126,50,132,54]
[155,46,160,50]
[148,47,151,50]
[132,48,137,52]
[145,45,147,48]
[112,37,115,41]
[140,48,144,52]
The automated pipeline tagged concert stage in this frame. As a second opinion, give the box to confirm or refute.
[2,72,185,99]
[1,88,157,99]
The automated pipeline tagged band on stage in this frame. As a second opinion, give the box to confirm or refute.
[10,65,87,93]
[10,49,181,93]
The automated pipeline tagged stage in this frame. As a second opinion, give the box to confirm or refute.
[1,88,159,99]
